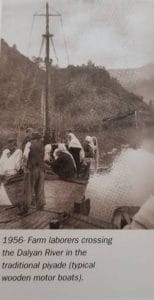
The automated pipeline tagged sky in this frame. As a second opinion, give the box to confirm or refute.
[1,0,154,68]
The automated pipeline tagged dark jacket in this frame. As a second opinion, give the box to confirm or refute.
[27,139,44,169]
[51,152,76,179]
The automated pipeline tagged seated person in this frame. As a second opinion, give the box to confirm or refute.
[44,143,52,165]
[83,136,95,159]
[0,149,10,176]
[67,133,84,175]
[82,136,95,175]
[51,143,76,179]
[44,135,52,164]
[43,136,58,168]
[0,136,22,177]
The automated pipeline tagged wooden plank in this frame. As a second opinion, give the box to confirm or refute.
[60,213,113,229]
[0,178,88,229]
[0,209,57,229]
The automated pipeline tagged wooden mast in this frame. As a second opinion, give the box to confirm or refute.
[35,2,61,142]
[44,2,51,140]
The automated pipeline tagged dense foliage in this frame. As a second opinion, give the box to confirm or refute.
[0,40,148,136]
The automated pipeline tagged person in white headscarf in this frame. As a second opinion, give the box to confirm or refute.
[67,133,82,148]
[0,149,10,175]
[0,137,22,177]
[53,143,76,168]
[83,135,96,173]
[84,136,95,158]
[44,136,52,163]
[4,149,22,176]
[67,133,84,175]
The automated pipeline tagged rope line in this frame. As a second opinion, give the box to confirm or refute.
[60,16,70,65]
[27,15,36,55]
[50,37,59,64]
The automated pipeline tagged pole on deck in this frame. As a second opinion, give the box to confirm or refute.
[44,2,51,141]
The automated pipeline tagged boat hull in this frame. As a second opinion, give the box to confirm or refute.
[3,173,88,215]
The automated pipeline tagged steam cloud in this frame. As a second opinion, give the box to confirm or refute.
[86,145,154,222]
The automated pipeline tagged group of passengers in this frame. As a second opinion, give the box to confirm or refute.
[0,129,96,179]
[0,129,96,214]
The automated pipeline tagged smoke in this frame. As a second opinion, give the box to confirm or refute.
[86,145,154,222]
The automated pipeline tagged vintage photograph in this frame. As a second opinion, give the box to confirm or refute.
[0,0,154,229]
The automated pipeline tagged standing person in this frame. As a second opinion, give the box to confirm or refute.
[21,131,45,214]
[67,133,84,176]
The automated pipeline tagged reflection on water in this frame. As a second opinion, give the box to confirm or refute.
[86,147,154,222]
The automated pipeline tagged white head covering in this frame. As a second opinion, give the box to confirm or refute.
[53,143,68,160]
[68,133,82,149]
[58,143,69,153]
[0,149,10,162]
[0,149,22,176]
[0,149,11,175]
[85,136,92,143]
[85,135,95,146]
[44,144,52,161]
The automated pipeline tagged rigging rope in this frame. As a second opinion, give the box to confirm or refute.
[25,38,45,102]
[50,37,59,64]
[60,16,70,65]
[16,15,36,136]
[17,15,36,100]
[39,36,45,58]
[27,15,36,55]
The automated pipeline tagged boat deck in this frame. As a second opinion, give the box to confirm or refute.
[0,178,113,229]
[0,207,112,229]
[0,206,56,229]
[0,178,94,229]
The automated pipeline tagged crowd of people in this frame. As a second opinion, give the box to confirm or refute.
[0,128,97,215]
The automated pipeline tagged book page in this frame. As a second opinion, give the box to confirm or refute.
[0,0,154,299]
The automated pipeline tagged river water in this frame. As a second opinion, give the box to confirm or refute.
[86,146,154,222]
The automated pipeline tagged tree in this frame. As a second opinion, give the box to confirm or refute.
[87,60,95,68]
[32,56,43,67]
[149,99,154,111]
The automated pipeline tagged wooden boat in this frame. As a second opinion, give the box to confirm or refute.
[1,167,141,229]
[1,3,124,230]
[2,168,88,209]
